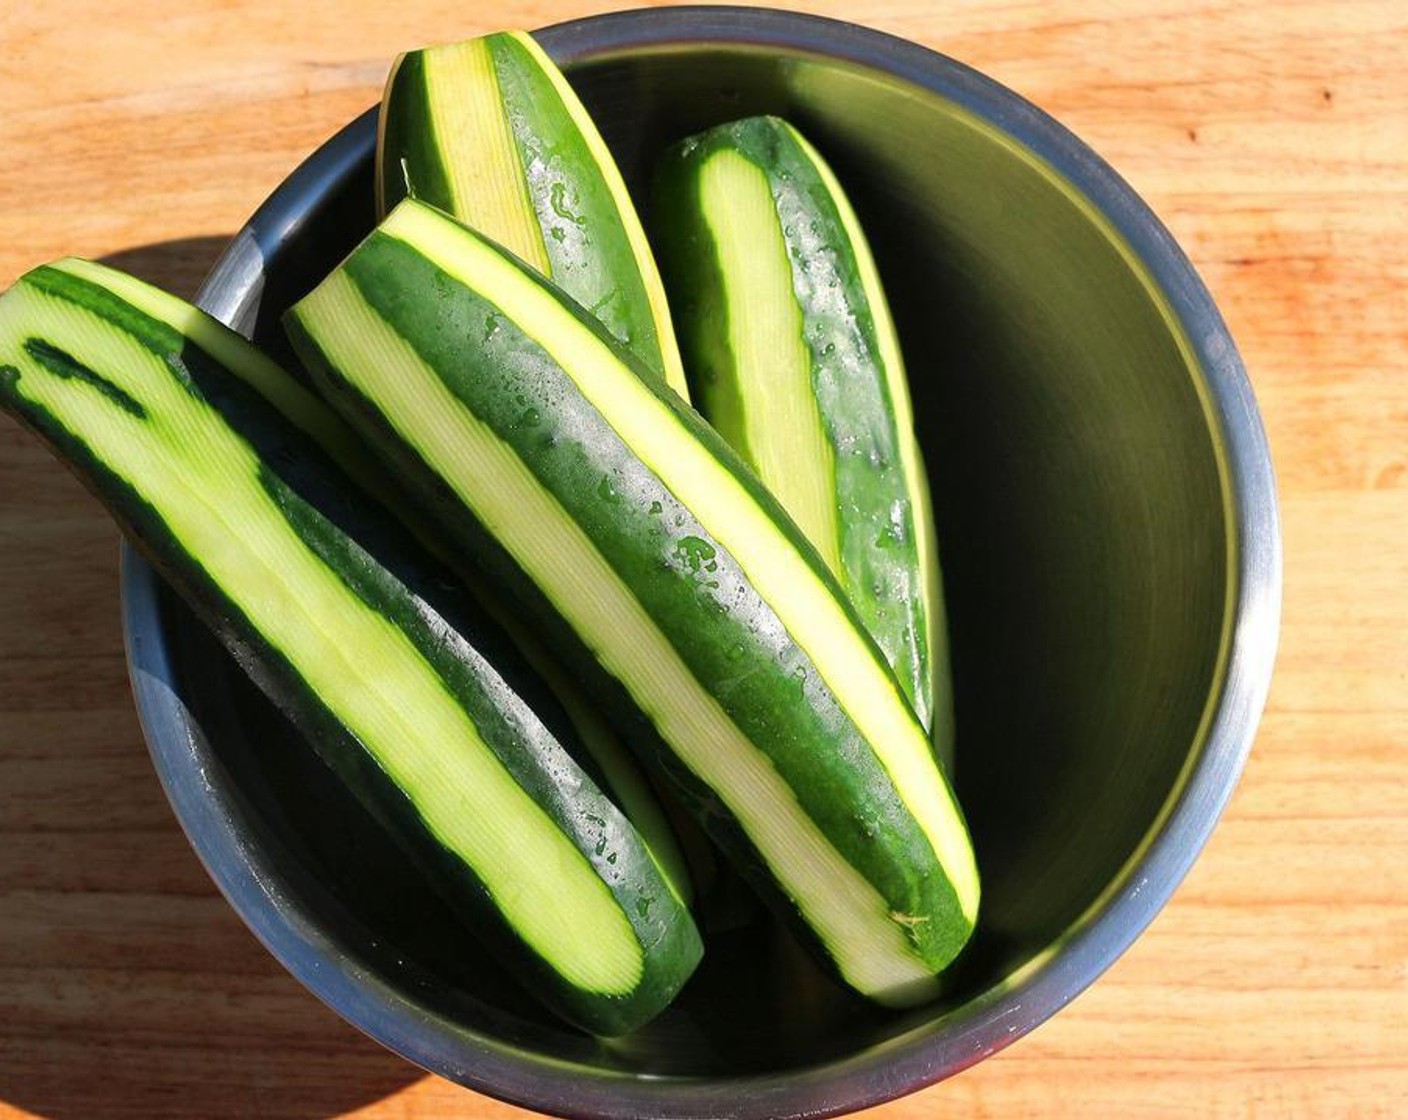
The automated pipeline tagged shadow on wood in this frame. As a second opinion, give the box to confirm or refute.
[97,236,238,302]
[0,236,427,1119]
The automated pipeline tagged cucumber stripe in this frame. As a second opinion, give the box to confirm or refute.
[287,200,980,1000]
[695,149,842,573]
[0,262,705,1032]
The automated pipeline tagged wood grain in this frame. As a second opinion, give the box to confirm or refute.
[1,1,1404,1117]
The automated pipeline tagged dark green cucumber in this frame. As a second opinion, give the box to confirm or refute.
[654,116,951,756]
[0,258,701,1035]
[106,243,693,910]
[378,29,690,399]
[285,199,980,1006]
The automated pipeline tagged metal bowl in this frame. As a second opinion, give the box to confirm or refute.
[120,7,1280,1117]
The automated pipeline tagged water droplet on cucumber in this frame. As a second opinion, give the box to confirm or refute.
[597,475,621,504]
[549,181,588,226]
[674,535,717,574]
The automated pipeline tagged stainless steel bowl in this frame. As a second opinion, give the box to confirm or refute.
[120,7,1280,1117]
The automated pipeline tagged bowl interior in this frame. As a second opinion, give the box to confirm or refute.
[143,28,1229,1087]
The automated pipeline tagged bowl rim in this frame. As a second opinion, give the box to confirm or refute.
[121,7,1282,1118]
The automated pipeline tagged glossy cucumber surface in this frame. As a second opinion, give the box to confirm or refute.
[286,200,980,1006]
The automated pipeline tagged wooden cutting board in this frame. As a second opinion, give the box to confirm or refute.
[0,2,1403,1117]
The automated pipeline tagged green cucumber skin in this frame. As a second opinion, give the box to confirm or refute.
[653,116,942,736]
[377,33,671,384]
[0,264,701,1036]
[285,232,973,972]
[488,34,666,371]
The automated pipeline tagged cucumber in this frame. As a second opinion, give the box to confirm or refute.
[654,116,951,756]
[107,239,695,909]
[0,258,701,1035]
[285,199,981,1005]
[378,30,690,399]
[376,31,705,895]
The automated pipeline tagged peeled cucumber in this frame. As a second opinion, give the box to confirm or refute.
[0,257,702,1035]
[654,116,953,766]
[285,199,980,1006]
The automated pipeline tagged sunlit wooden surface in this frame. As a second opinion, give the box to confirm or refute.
[1,2,1404,1117]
